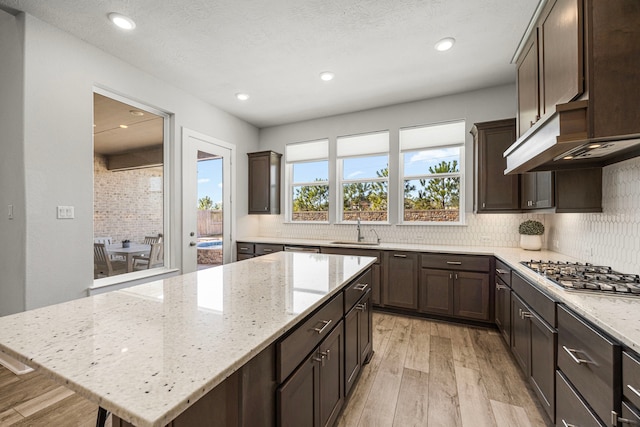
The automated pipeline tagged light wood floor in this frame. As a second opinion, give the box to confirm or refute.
[0,312,550,426]
[338,312,552,427]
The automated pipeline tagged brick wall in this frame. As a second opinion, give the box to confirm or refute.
[93,155,164,244]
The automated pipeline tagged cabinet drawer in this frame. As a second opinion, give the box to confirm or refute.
[557,305,620,424]
[255,243,284,256]
[512,273,556,327]
[277,293,344,383]
[420,253,490,272]
[237,243,254,254]
[622,400,640,424]
[320,247,381,264]
[623,351,640,409]
[556,370,605,427]
[495,258,511,286]
[344,269,372,313]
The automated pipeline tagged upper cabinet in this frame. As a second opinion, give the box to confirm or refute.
[472,118,520,212]
[507,0,640,173]
[248,151,282,215]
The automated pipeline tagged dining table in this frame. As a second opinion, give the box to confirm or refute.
[106,243,151,272]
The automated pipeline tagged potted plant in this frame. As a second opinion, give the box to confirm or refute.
[122,239,130,248]
[518,220,544,250]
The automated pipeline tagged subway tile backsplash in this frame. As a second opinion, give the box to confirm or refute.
[258,157,640,273]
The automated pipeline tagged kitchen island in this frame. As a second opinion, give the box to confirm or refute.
[0,252,376,427]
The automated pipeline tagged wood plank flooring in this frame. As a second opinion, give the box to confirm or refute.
[337,312,552,427]
[0,312,550,426]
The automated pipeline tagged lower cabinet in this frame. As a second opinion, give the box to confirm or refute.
[495,277,511,344]
[382,251,418,310]
[344,290,372,396]
[278,321,344,427]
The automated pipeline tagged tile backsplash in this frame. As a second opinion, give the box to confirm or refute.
[547,156,640,273]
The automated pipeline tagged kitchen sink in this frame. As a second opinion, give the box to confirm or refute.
[330,241,380,246]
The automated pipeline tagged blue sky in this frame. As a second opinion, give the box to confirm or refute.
[197,158,223,204]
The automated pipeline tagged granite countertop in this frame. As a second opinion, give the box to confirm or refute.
[0,252,376,427]
[240,236,640,352]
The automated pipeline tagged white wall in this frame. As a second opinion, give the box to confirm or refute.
[256,85,547,246]
[0,10,26,315]
[7,13,260,311]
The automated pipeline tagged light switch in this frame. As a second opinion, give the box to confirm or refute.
[57,206,75,219]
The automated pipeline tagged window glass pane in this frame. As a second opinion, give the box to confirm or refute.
[342,181,388,222]
[343,155,388,180]
[292,184,329,221]
[403,147,460,176]
[293,160,328,182]
[403,177,460,222]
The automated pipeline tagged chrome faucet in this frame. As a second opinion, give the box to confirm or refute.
[356,217,364,242]
[370,228,380,244]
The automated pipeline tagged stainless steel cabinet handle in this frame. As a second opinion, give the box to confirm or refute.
[263,249,273,252]
[628,384,640,398]
[496,284,508,290]
[521,311,532,319]
[312,353,326,366]
[354,283,368,291]
[312,319,332,334]
[393,254,407,258]
[496,268,507,275]
[446,261,462,265]
[562,346,596,365]
[455,273,458,280]
[320,349,331,361]
[355,303,366,311]
[561,420,577,427]
[612,410,640,426]
[239,247,249,251]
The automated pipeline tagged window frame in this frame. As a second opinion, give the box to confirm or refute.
[285,139,330,224]
[398,122,466,225]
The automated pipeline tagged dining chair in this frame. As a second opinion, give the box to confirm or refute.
[94,237,125,261]
[143,235,162,245]
[94,243,127,278]
[133,242,164,270]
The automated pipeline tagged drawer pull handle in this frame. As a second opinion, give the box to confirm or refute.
[447,261,462,265]
[496,268,507,274]
[312,320,332,334]
[521,311,532,319]
[239,247,249,251]
[627,384,640,398]
[393,254,407,258]
[354,283,368,291]
[563,346,596,365]
[561,420,577,427]
[612,410,640,426]
[263,249,273,252]
[496,284,508,290]
[356,303,367,312]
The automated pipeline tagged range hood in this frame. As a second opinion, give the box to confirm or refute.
[504,100,640,174]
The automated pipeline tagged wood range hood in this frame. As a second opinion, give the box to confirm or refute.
[504,99,640,175]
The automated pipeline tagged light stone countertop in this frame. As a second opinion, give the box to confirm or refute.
[0,252,376,427]
[241,236,640,352]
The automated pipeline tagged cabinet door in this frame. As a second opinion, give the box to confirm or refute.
[511,294,531,374]
[277,352,320,427]
[248,153,270,214]
[370,263,381,306]
[453,271,490,321]
[237,253,254,261]
[418,269,453,316]
[359,292,373,365]
[521,172,554,209]
[495,281,511,345]
[540,0,583,116]
[474,119,519,212]
[344,307,360,396]
[318,323,344,427]
[529,312,556,421]
[383,252,418,310]
[517,32,540,137]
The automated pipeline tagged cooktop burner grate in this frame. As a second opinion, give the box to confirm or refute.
[521,260,640,296]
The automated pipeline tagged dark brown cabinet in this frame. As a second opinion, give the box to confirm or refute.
[320,247,381,306]
[344,290,372,396]
[278,322,344,427]
[419,269,490,322]
[472,118,519,212]
[521,171,553,209]
[248,151,281,215]
[517,33,540,137]
[494,261,511,344]
[554,168,602,213]
[235,242,283,261]
[382,251,418,310]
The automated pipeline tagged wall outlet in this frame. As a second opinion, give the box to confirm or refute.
[57,206,75,219]
[553,239,559,249]
[480,235,491,245]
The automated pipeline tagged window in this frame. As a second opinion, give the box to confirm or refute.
[286,139,329,222]
[400,121,465,223]
[337,131,389,222]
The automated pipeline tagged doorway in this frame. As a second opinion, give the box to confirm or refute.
[182,129,234,273]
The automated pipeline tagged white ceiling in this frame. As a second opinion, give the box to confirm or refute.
[0,0,539,128]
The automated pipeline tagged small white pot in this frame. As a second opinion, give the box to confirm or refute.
[520,234,542,251]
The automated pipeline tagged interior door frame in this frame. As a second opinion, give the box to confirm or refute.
[182,128,235,272]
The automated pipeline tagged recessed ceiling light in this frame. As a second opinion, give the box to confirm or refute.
[129,110,144,116]
[119,124,128,129]
[320,71,335,81]
[563,155,574,160]
[108,13,136,30]
[236,93,250,101]
[588,144,602,149]
[435,37,456,52]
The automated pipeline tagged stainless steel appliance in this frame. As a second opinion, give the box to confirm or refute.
[283,246,320,253]
[521,260,640,296]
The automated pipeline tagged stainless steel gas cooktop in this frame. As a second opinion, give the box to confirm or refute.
[521,260,640,296]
